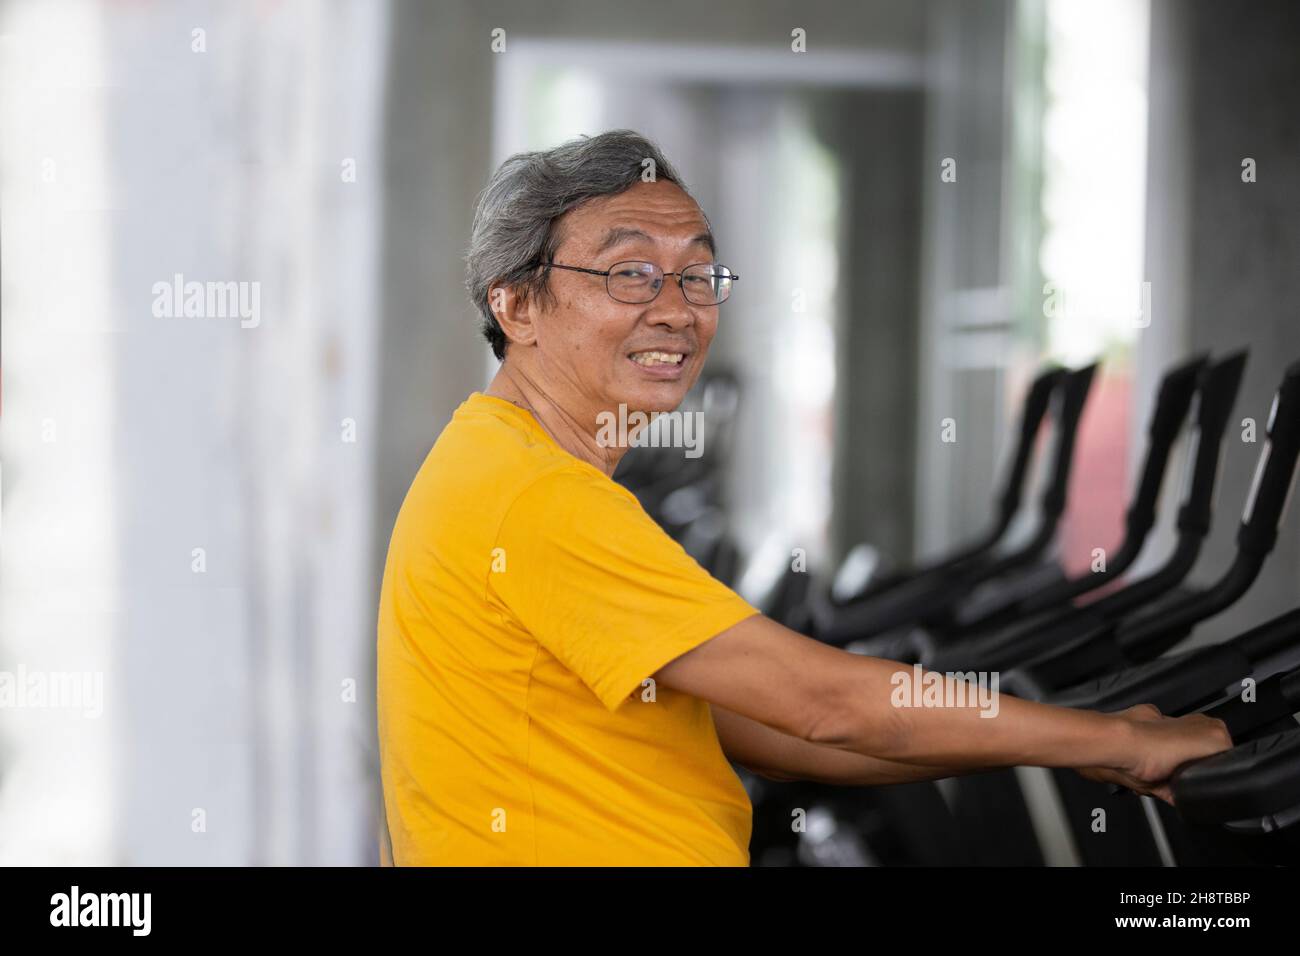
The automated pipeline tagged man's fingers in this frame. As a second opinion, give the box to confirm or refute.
[1124,703,1163,722]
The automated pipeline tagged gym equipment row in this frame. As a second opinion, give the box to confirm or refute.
[618,353,1300,866]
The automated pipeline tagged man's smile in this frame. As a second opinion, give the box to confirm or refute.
[627,347,690,379]
[628,349,685,366]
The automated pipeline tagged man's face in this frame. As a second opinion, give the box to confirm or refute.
[526,180,721,418]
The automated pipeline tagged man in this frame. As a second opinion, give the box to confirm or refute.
[376,129,1230,866]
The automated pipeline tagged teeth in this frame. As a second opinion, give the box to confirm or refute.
[631,351,684,366]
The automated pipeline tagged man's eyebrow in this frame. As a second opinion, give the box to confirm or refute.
[592,227,717,259]
[593,227,653,257]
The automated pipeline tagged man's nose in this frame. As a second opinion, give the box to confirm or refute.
[646,277,695,329]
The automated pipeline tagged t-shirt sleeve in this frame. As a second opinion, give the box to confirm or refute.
[486,465,760,712]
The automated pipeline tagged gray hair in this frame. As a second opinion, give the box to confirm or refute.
[465,129,694,360]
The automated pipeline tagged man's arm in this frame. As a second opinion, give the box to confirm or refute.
[712,698,1176,791]
[657,614,1231,800]
[712,704,973,786]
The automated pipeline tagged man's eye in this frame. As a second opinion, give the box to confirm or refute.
[616,269,649,280]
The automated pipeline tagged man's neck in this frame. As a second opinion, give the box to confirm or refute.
[485,364,627,477]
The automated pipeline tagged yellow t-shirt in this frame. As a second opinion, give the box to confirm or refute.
[376,392,760,866]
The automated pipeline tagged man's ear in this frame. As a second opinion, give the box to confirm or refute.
[489,283,538,349]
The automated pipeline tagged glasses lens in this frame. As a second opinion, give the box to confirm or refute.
[681,264,733,305]
[607,261,661,304]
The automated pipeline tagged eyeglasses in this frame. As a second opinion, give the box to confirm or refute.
[539,260,738,306]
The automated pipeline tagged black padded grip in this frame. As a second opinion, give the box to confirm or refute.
[1041,363,1098,518]
[1177,352,1248,536]
[1149,354,1208,442]
[1172,725,1300,824]
[1207,666,1300,742]
[1233,606,1300,661]
[1047,645,1249,714]
[1125,355,1207,537]
[1237,359,1300,557]
[997,366,1063,524]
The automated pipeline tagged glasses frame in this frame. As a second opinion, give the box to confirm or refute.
[539,259,739,306]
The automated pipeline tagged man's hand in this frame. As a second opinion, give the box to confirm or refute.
[1074,704,1233,805]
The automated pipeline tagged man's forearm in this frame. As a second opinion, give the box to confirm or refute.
[756,753,986,787]
[713,703,987,787]
[823,657,1132,772]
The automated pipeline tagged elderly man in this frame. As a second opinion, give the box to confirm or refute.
[376,129,1229,866]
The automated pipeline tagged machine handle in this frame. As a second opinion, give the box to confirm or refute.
[1177,352,1249,535]
[1238,359,1300,557]
[996,366,1064,525]
[1041,363,1099,518]
[1125,355,1207,536]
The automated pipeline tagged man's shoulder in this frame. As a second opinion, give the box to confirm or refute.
[437,392,564,467]
[412,394,619,524]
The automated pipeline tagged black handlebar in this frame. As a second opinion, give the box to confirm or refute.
[1206,662,1300,742]
[996,366,1065,529]
[1238,358,1300,557]
[1040,363,1098,519]
[830,364,1065,607]
[1177,352,1249,536]
[1116,360,1300,661]
[1123,354,1208,541]
[955,356,1207,633]
[1171,725,1300,825]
